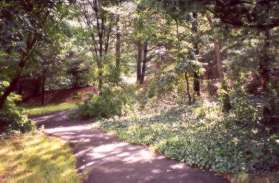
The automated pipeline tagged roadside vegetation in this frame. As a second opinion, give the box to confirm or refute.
[0,132,80,183]
[99,99,279,174]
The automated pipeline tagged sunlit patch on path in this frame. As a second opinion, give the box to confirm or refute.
[33,111,229,183]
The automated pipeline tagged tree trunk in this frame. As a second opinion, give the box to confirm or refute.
[206,14,230,110]
[192,12,200,98]
[175,19,181,57]
[95,2,104,92]
[207,14,224,81]
[214,40,224,80]
[115,15,121,83]
[176,19,192,101]
[41,74,46,106]
[140,41,148,84]
[97,29,104,92]
[137,41,143,83]
[97,66,103,92]
[185,72,192,104]
[260,29,270,91]
[193,72,200,96]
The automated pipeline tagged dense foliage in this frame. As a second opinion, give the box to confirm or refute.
[0,82,34,133]
[79,86,135,118]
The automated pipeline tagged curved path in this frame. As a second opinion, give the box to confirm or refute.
[34,111,229,183]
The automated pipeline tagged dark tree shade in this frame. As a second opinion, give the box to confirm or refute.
[155,0,279,30]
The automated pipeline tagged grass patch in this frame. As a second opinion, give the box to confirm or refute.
[25,103,78,116]
[0,132,80,183]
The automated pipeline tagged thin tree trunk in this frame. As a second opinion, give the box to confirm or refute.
[193,72,200,96]
[185,72,192,104]
[41,74,46,106]
[214,40,223,80]
[207,14,224,81]
[94,0,104,92]
[176,19,191,101]
[105,19,112,54]
[97,19,104,92]
[140,41,148,84]
[192,12,200,98]
[260,29,270,91]
[115,15,121,82]
[97,64,103,92]
[83,0,115,93]
[137,41,143,83]
[175,19,181,57]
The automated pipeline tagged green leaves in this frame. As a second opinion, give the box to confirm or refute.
[79,86,135,119]
[0,84,34,133]
[100,101,279,174]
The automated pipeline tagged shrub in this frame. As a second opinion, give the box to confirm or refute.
[0,82,34,133]
[230,84,262,124]
[79,86,134,119]
[219,80,232,112]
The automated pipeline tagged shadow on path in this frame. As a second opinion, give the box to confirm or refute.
[33,111,229,183]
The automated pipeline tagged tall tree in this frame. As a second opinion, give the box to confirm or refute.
[191,12,201,97]
[115,14,121,82]
[78,0,114,91]
[77,0,126,90]
[0,0,68,109]
[206,14,223,80]
[155,0,279,90]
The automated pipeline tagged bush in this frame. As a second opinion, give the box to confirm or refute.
[0,84,34,133]
[79,86,134,119]
[230,83,262,124]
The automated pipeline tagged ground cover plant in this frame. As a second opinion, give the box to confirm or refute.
[99,100,279,174]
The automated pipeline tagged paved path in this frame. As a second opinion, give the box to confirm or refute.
[34,111,229,183]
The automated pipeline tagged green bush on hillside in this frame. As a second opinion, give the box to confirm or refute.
[79,86,135,119]
[0,82,34,133]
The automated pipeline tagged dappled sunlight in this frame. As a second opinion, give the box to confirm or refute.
[170,163,187,170]
[0,132,80,183]
[45,124,92,134]
[87,142,157,164]
[34,111,228,183]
